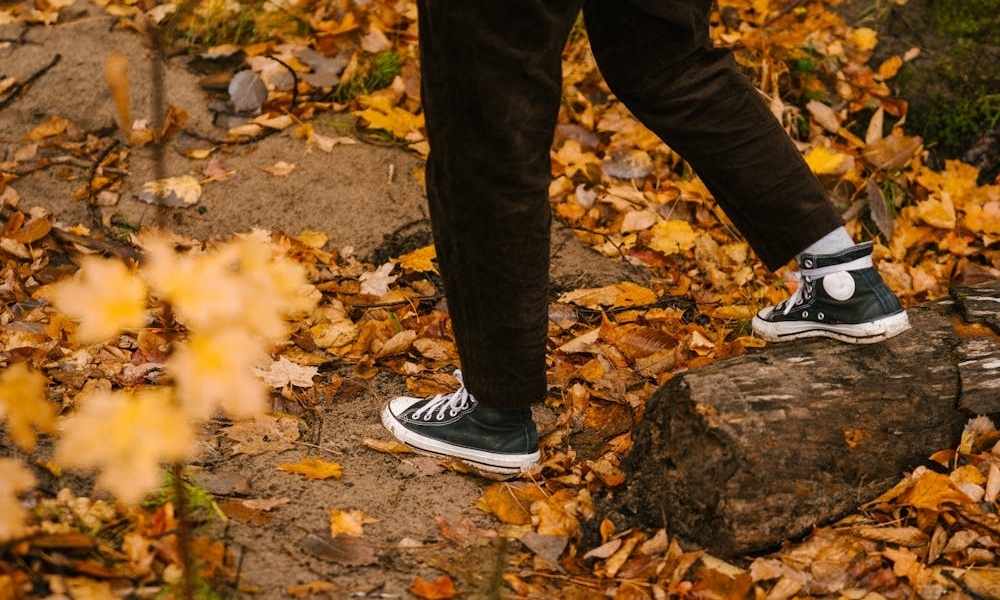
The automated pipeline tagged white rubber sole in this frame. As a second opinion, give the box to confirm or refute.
[380,405,540,476]
[751,310,911,344]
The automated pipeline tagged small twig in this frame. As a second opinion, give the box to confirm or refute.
[293,440,343,456]
[181,127,279,147]
[0,53,61,111]
[232,545,247,598]
[267,55,299,111]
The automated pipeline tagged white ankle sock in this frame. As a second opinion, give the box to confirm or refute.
[799,226,854,257]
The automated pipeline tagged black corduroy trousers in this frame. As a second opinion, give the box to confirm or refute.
[417,0,843,410]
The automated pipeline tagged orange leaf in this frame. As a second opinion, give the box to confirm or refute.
[409,575,456,600]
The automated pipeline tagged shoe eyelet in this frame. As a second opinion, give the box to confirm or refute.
[802,311,809,318]
[818,312,824,320]
[804,259,814,268]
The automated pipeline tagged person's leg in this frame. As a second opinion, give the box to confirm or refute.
[381,1,581,474]
[583,0,908,343]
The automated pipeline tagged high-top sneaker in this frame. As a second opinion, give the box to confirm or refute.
[380,370,539,475]
[752,242,910,344]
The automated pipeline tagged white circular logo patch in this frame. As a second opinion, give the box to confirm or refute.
[823,271,856,301]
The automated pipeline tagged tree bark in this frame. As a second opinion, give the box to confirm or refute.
[599,281,1000,557]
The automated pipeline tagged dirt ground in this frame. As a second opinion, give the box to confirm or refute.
[1,6,639,598]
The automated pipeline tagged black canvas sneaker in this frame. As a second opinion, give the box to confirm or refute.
[380,370,540,475]
[752,242,910,344]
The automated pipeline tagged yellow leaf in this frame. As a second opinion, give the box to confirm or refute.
[50,257,148,344]
[398,244,437,273]
[139,175,202,207]
[356,95,424,139]
[915,195,957,229]
[55,388,194,504]
[899,471,971,511]
[26,115,71,141]
[296,230,328,249]
[363,438,415,455]
[553,139,600,179]
[0,458,36,542]
[649,220,697,256]
[0,363,54,452]
[964,200,1000,235]
[329,508,377,537]
[558,282,657,308]
[877,55,904,80]
[804,146,853,175]
[849,27,878,52]
[278,458,343,480]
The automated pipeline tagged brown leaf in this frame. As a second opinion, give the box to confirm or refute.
[287,581,338,598]
[853,526,928,547]
[863,129,923,170]
[519,532,568,565]
[409,575,456,600]
[866,179,894,240]
[300,533,377,566]
[9,217,51,244]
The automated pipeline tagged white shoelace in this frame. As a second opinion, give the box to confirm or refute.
[781,254,874,315]
[410,370,475,422]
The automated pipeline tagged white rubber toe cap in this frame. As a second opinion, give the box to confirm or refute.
[386,395,423,417]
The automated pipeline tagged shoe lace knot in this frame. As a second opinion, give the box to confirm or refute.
[410,370,475,422]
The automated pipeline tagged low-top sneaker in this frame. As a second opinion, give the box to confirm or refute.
[381,370,539,475]
[752,242,910,344]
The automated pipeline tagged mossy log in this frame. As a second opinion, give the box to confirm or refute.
[599,280,1000,557]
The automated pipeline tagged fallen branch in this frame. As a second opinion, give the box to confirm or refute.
[0,53,61,111]
[598,281,1000,556]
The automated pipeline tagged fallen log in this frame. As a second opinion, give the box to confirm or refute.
[598,280,1000,557]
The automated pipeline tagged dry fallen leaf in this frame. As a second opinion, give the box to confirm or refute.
[138,175,202,207]
[329,508,378,537]
[409,575,456,600]
[363,438,414,455]
[278,458,343,480]
[261,161,297,177]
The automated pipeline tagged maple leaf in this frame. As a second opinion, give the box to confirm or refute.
[50,256,148,344]
[0,363,55,451]
[0,458,36,542]
[55,388,194,504]
[649,220,697,256]
[804,146,854,176]
[256,356,318,388]
[278,458,343,480]
[398,244,437,273]
[329,508,378,537]
[168,329,268,420]
[356,94,424,138]
[138,176,203,207]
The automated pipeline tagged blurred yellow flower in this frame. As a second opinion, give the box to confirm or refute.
[55,388,194,504]
[140,236,245,332]
[50,257,147,344]
[168,329,267,420]
[0,458,36,542]
[0,363,55,451]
